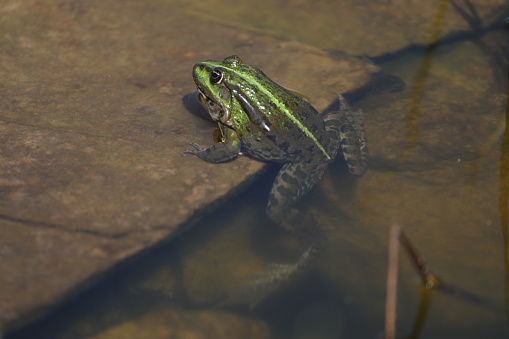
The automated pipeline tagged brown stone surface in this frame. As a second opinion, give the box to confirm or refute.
[182,0,509,57]
[0,0,378,332]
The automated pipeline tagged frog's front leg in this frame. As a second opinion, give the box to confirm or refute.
[181,128,242,163]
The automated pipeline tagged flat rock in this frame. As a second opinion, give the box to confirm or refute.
[0,0,377,332]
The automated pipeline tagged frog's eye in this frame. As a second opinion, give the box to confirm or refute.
[210,68,224,84]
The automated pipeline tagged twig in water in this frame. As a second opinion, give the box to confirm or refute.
[384,225,504,338]
[384,224,401,339]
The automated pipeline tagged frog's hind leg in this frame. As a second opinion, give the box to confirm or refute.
[221,161,327,309]
[324,94,368,176]
[220,246,316,310]
[267,160,328,268]
[267,161,327,241]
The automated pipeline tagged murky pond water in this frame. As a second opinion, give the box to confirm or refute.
[3,0,509,338]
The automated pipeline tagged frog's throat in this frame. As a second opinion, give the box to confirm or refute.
[198,89,233,126]
[201,62,331,161]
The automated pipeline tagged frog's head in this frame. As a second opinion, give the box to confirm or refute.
[192,55,245,127]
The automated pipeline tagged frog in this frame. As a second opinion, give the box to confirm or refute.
[183,55,368,306]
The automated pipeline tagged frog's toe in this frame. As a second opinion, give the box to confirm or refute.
[181,143,206,157]
[189,142,206,151]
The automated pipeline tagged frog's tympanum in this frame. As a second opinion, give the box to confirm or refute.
[183,55,368,307]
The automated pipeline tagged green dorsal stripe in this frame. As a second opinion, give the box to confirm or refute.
[206,62,331,160]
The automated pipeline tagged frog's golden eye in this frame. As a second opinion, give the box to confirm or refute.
[210,68,224,84]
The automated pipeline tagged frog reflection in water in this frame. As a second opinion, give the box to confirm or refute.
[183,55,368,307]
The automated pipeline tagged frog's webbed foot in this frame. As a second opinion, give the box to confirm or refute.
[181,141,241,163]
[181,142,207,155]
[218,247,315,310]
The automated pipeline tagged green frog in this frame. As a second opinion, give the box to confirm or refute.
[183,55,368,306]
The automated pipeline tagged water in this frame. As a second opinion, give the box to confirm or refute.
[4,0,509,338]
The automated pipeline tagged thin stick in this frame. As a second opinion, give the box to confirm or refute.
[399,228,504,314]
[399,230,436,288]
[384,224,401,339]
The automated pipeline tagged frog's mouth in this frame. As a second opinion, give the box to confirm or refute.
[197,89,233,127]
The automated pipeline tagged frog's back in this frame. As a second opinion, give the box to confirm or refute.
[238,91,332,164]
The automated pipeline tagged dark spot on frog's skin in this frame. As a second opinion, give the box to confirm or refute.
[281,120,294,130]
[292,149,303,157]
[306,145,316,153]
[294,165,306,178]
[297,110,310,120]
[138,106,156,116]
[277,185,292,197]
[308,124,319,134]
[340,124,356,134]
[324,119,340,128]
[281,172,299,186]
[279,141,290,152]
[266,135,277,144]
[340,137,355,146]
